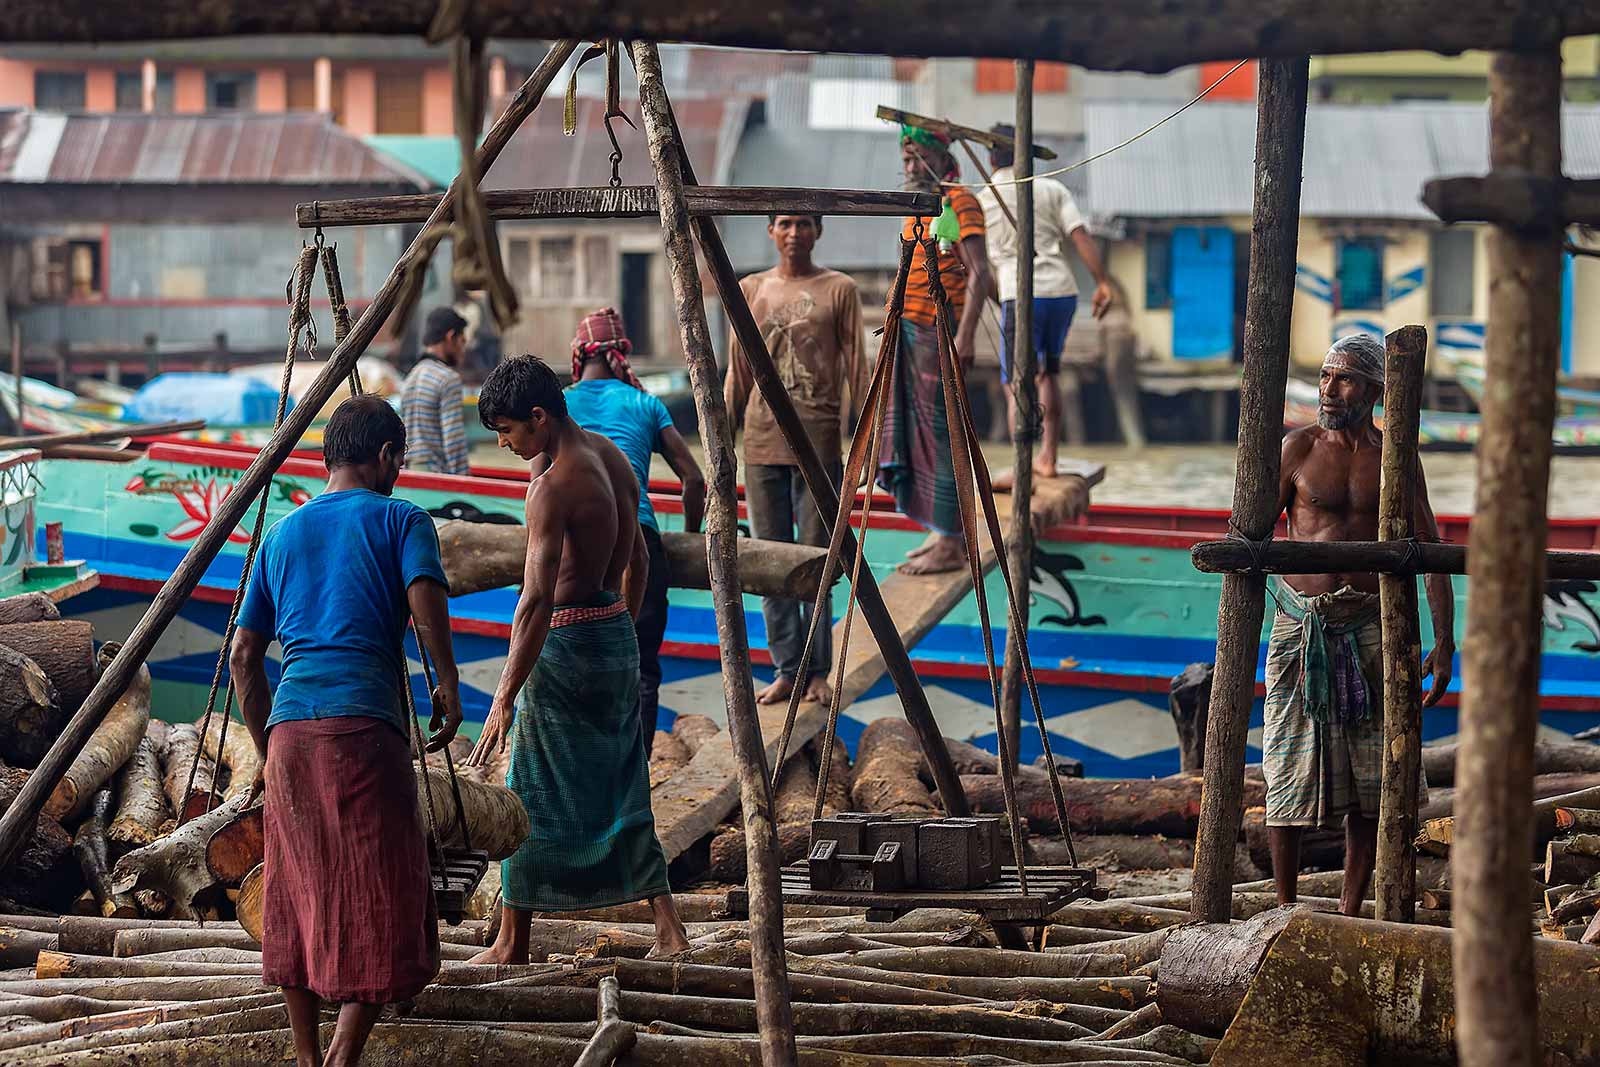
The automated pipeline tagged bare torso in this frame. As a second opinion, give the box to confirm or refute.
[527,427,640,604]
[1279,423,1384,596]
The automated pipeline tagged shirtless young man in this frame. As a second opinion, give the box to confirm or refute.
[466,356,689,959]
[1265,333,1455,915]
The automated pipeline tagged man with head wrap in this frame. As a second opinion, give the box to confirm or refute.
[880,124,992,574]
[1263,332,1455,916]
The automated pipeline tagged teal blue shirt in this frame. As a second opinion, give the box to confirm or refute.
[563,378,674,531]
[237,489,447,733]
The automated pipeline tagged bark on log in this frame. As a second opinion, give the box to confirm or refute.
[158,724,215,824]
[808,739,852,816]
[1544,838,1600,885]
[0,974,271,1000]
[437,521,831,600]
[1048,927,1173,968]
[114,925,261,957]
[649,731,692,788]
[1423,741,1600,788]
[609,958,983,1007]
[709,823,812,883]
[46,657,150,822]
[852,719,940,815]
[672,715,722,757]
[417,767,530,860]
[0,592,60,626]
[1047,902,1193,933]
[0,768,79,909]
[110,793,247,911]
[73,789,138,919]
[0,645,63,767]
[1554,807,1600,833]
[0,993,283,1054]
[0,926,58,968]
[574,975,635,1067]
[1212,912,1600,1067]
[108,724,170,853]
[1417,772,1600,823]
[35,951,263,980]
[1548,886,1600,924]
[0,620,97,717]
[1191,539,1600,581]
[773,749,820,826]
[1192,55,1309,926]
[811,945,1129,980]
[963,773,1265,836]
[1157,906,1299,1037]
[195,716,261,806]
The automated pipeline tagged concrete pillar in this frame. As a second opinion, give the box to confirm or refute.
[313,57,332,113]
[141,59,157,112]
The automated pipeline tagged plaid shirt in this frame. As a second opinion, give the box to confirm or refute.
[400,357,468,475]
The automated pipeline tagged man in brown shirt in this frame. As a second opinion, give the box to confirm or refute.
[726,214,866,705]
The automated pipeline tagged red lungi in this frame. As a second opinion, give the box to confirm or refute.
[261,717,439,1003]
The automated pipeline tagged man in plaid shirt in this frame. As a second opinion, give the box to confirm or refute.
[400,307,470,475]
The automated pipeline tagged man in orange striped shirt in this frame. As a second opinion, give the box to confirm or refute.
[879,125,992,574]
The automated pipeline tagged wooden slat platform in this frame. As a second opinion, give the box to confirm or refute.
[725,865,1100,923]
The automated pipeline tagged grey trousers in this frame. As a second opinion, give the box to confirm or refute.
[745,461,841,681]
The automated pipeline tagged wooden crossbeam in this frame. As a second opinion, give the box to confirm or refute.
[1191,538,1600,581]
[1422,174,1600,230]
[297,186,939,229]
[876,106,1057,161]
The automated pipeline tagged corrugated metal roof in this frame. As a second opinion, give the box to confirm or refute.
[0,111,427,186]
[1083,101,1600,221]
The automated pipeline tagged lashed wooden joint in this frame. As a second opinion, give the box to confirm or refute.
[1421,172,1594,231]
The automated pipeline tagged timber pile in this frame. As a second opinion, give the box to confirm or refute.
[0,907,1219,1066]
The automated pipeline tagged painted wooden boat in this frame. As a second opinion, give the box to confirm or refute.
[34,440,1600,778]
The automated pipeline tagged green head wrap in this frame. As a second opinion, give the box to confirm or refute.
[900,124,952,152]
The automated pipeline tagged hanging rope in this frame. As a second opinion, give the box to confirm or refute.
[317,233,363,397]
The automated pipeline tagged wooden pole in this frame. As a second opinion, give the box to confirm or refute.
[629,41,797,1067]
[1190,56,1309,925]
[1191,538,1600,580]
[1000,59,1035,773]
[660,82,970,819]
[0,40,582,870]
[1453,47,1563,1067]
[1373,324,1428,923]
[8,323,20,437]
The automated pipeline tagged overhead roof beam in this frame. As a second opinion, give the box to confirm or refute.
[0,1,1589,74]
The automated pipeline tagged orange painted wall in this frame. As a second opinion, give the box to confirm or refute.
[85,68,116,111]
[974,58,1068,94]
[173,68,206,113]
[342,66,378,136]
[421,66,453,135]
[1199,60,1257,100]
[255,67,287,112]
[0,59,35,107]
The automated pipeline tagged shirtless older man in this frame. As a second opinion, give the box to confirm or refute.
[1266,333,1455,915]
[467,355,689,959]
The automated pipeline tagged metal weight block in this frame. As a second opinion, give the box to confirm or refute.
[807,839,841,890]
[916,820,976,889]
[946,815,1004,883]
[810,816,867,855]
[869,842,906,891]
[861,819,920,885]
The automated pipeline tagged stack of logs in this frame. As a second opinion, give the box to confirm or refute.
[1413,739,1600,945]
[0,903,1218,1066]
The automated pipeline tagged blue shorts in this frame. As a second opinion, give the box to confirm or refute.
[1000,296,1078,384]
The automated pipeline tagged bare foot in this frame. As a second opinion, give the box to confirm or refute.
[904,530,944,560]
[899,536,966,575]
[1032,457,1059,479]
[802,675,832,705]
[991,468,1015,492]
[755,675,795,705]
[467,942,527,966]
[648,928,692,957]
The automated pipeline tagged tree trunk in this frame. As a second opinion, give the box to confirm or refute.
[0,926,58,968]
[0,592,60,626]
[1192,55,1309,925]
[1544,838,1600,885]
[35,951,264,980]
[811,944,1127,980]
[649,731,692,787]
[110,793,248,911]
[1423,741,1600,787]
[73,789,138,919]
[852,719,940,815]
[1045,901,1192,933]
[672,714,722,757]
[107,724,171,852]
[204,804,263,888]
[46,656,150,822]
[112,926,263,957]
[1156,905,1299,1037]
[772,749,820,826]
[0,620,97,716]
[0,767,79,909]
[196,715,261,806]
[608,958,980,1007]
[963,772,1265,836]
[159,724,216,824]
[708,823,812,883]
[808,739,852,816]
[235,864,263,943]
[1554,807,1600,833]
[416,767,529,860]
[1047,926,1173,967]
[0,644,63,766]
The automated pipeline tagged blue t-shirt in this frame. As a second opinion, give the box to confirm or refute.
[563,378,674,531]
[237,489,448,733]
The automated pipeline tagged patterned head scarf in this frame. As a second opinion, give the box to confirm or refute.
[1323,333,1386,392]
[571,307,642,390]
[900,124,959,179]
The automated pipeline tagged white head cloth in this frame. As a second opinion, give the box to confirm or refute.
[1323,333,1386,390]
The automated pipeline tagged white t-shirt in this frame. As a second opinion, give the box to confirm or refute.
[977,168,1087,303]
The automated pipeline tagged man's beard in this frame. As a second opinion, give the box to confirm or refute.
[1317,397,1374,430]
[902,172,940,194]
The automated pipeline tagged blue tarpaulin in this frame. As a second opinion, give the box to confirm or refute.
[124,374,290,427]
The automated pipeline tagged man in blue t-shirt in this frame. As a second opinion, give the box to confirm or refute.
[563,308,704,753]
[231,396,462,1067]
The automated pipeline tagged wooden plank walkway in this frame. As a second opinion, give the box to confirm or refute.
[725,865,1100,923]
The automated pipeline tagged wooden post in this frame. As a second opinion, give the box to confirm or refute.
[630,41,797,1067]
[1190,56,1309,925]
[8,323,20,437]
[999,58,1036,772]
[0,41,582,870]
[1373,324,1428,923]
[1453,48,1563,1067]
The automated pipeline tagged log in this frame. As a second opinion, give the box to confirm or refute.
[649,731,692,788]
[672,714,722,757]
[773,749,820,826]
[1539,918,1590,941]
[204,804,262,888]
[610,958,985,1007]
[0,768,79,909]
[1548,886,1600,924]
[1544,838,1600,885]
[1167,664,1213,773]
[1554,807,1600,833]
[1048,927,1173,968]
[1417,772,1600,823]
[852,719,940,816]
[113,926,261,958]
[46,655,150,822]
[298,186,937,229]
[0,592,60,626]
[574,975,635,1067]
[1414,816,1453,857]
[0,926,58,968]
[1534,785,1600,845]
[1242,808,1343,872]
[417,767,530,860]
[964,773,1266,837]
[1156,906,1299,1037]
[1584,910,1600,946]
[110,793,248,911]
[0,621,97,716]
[108,723,171,852]
[709,823,812,883]
[0,974,271,1000]
[0,994,282,1053]
[195,716,261,806]
[158,724,215,824]
[0,645,63,766]
[809,739,852,816]
[1423,174,1600,230]
[1212,912,1600,1067]
[810,945,1129,980]
[35,951,263,980]
[1047,902,1193,933]
[437,521,832,600]
[235,864,262,944]
[1423,741,1600,787]
[1191,539,1600,581]
[73,789,138,919]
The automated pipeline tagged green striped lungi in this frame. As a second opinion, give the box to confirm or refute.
[1262,583,1427,829]
[501,591,670,911]
[878,320,961,536]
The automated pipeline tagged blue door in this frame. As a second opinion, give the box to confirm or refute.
[1171,226,1236,360]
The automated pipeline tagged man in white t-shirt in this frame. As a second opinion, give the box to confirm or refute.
[978,124,1115,478]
